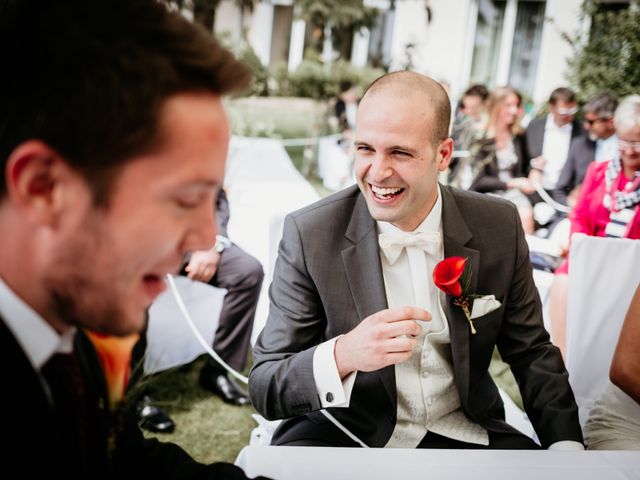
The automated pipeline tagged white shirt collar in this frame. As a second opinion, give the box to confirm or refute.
[377,185,443,236]
[596,134,619,162]
[545,114,573,133]
[0,276,75,370]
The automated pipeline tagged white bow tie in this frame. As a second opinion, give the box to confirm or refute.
[378,231,442,265]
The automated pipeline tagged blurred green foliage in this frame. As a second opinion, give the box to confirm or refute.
[567,2,640,100]
[272,59,384,100]
[226,96,330,138]
[238,45,269,97]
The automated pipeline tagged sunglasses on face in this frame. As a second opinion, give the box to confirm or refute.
[584,117,610,126]
[556,106,578,116]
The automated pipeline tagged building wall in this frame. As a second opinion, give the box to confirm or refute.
[214,0,243,43]
[394,0,583,107]
[388,0,431,71]
[215,0,585,109]
[406,0,477,100]
[533,0,583,105]
[247,3,275,66]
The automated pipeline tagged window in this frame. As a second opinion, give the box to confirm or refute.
[508,1,546,97]
[469,0,546,99]
[469,1,506,87]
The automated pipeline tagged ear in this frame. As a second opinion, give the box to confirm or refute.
[5,140,76,226]
[436,137,454,173]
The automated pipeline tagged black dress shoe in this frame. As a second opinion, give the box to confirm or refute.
[136,395,176,433]
[200,371,250,406]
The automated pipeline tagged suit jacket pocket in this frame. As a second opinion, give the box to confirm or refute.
[469,303,504,328]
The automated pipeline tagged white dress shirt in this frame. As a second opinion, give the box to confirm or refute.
[595,134,618,163]
[0,275,74,371]
[541,115,573,190]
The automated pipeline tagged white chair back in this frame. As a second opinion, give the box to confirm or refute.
[566,234,640,426]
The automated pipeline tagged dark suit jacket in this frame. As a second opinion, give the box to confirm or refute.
[524,116,583,163]
[216,189,230,238]
[553,135,596,205]
[249,184,582,448]
[2,318,255,479]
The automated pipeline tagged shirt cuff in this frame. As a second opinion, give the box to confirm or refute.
[548,440,584,451]
[312,336,357,408]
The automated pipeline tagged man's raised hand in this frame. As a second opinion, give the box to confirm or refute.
[334,306,430,379]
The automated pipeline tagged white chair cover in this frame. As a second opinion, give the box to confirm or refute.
[566,234,640,426]
[145,276,226,374]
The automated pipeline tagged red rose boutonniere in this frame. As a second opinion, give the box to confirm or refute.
[432,256,477,334]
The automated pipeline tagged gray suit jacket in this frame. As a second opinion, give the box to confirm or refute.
[249,184,582,448]
[553,135,596,205]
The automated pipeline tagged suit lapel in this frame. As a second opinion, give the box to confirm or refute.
[1,317,61,458]
[341,194,396,407]
[440,186,479,406]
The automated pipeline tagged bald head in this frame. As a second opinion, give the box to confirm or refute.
[361,71,451,146]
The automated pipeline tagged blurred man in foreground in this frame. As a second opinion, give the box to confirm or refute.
[0,0,268,478]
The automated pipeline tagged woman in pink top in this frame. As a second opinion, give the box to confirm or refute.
[550,95,640,359]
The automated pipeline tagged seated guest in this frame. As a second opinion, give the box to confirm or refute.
[549,95,640,358]
[554,92,619,206]
[450,86,535,233]
[452,84,489,127]
[186,189,264,405]
[449,84,489,177]
[136,188,264,431]
[584,283,640,450]
[249,72,583,450]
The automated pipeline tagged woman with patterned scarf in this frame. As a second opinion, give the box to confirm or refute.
[549,95,640,359]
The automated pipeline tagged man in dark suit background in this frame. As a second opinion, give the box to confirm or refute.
[554,92,618,205]
[0,1,268,478]
[184,188,263,405]
[249,72,583,450]
[525,88,582,195]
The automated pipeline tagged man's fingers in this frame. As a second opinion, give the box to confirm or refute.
[384,336,417,354]
[374,306,431,324]
[385,319,423,339]
[384,351,413,366]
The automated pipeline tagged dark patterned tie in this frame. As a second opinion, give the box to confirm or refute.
[41,351,88,468]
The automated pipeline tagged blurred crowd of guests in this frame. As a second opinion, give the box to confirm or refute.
[446,83,640,449]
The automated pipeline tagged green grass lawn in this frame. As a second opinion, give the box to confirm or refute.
[141,356,256,465]
[141,352,521,465]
